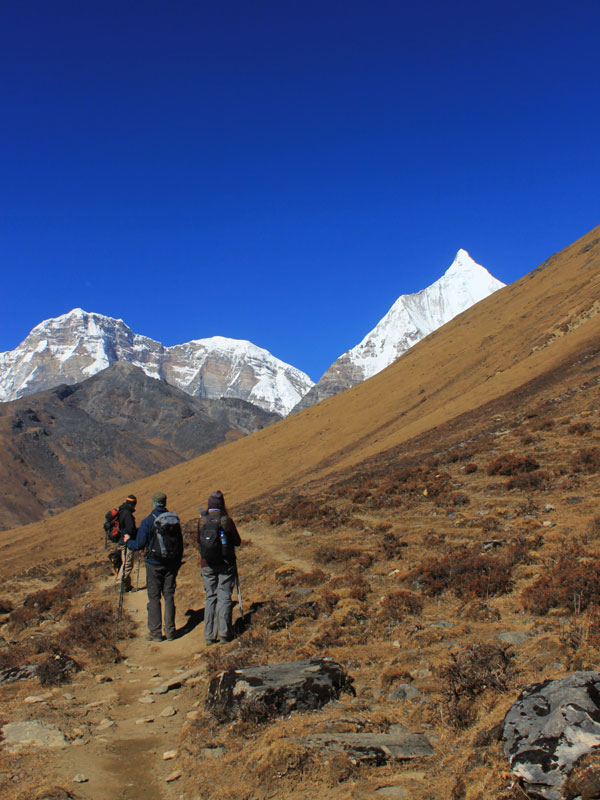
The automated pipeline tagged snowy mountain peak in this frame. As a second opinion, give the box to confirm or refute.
[0,311,313,416]
[292,250,505,413]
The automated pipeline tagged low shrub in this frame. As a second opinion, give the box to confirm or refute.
[441,641,515,728]
[572,448,600,474]
[379,590,423,620]
[487,454,540,476]
[412,547,513,599]
[325,574,370,601]
[569,422,592,436]
[521,551,600,614]
[314,546,373,569]
[464,463,478,474]
[506,469,552,491]
[381,532,408,559]
[37,652,80,686]
[58,601,124,660]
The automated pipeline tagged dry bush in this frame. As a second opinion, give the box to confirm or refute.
[314,546,373,569]
[449,491,470,506]
[379,590,423,620]
[318,590,340,613]
[464,462,478,474]
[380,664,413,687]
[254,599,320,631]
[560,604,600,657]
[37,652,80,686]
[411,547,513,599]
[0,597,13,614]
[487,454,540,476]
[506,469,552,491]
[441,641,515,728]
[269,494,351,529]
[531,418,555,431]
[8,568,89,632]
[58,601,124,660]
[325,574,370,600]
[276,568,328,588]
[569,422,592,435]
[521,551,600,614]
[0,643,31,671]
[572,447,600,473]
[381,532,408,559]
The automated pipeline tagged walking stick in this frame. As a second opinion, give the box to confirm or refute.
[116,546,127,636]
[235,568,244,621]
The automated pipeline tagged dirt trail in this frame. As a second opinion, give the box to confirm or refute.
[2,523,304,799]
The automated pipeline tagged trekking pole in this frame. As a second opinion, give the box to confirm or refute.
[116,547,126,636]
[235,568,244,621]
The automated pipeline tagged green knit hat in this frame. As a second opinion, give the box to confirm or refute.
[152,491,167,506]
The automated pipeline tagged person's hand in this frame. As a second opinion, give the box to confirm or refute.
[123,534,130,543]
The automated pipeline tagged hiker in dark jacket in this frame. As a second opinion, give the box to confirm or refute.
[124,492,183,642]
[116,495,137,592]
[197,490,241,645]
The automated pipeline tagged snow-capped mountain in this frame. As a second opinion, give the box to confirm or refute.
[0,309,314,416]
[293,250,505,412]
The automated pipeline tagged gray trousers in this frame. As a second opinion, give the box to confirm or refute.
[146,561,177,639]
[202,565,235,642]
[116,544,134,588]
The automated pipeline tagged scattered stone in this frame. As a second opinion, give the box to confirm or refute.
[73,774,88,783]
[138,696,155,704]
[165,770,182,782]
[96,718,116,731]
[206,658,354,722]
[200,746,226,758]
[302,730,433,763]
[497,631,531,645]
[375,788,407,799]
[0,664,38,686]
[388,683,420,702]
[163,750,177,760]
[503,671,600,799]
[160,705,177,717]
[24,692,53,704]
[544,504,556,512]
[186,710,200,721]
[135,717,155,725]
[63,693,75,700]
[95,674,112,683]
[2,720,68,752]
[565,496,584,504]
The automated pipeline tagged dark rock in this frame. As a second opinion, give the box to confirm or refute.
[206,658,354,722]
[503,671,600,799]
[301,728,433,763]
[388,683,420,701]
[0,664,39,685]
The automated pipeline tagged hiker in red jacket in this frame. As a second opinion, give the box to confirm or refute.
[197,491,241,644]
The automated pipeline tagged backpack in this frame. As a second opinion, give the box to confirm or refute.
[147,511,182,563]
[104,508,121,544]
[198,512,233,565]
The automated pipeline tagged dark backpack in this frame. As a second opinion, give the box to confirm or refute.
[147,511,182,563]
[198,512,232,565]
[104,508,121,544]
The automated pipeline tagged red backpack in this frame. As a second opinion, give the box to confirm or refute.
[104,508,121,544]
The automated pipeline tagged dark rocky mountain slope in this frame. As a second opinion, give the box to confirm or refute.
[0,362,280,529]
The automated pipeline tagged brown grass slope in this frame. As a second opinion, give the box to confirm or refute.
[0,223,599,577]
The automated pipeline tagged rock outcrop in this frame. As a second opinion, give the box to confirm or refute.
[503,671,600,799]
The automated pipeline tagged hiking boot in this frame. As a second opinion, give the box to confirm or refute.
[166,634,176,641]
[146,634,164,642]
[206,639,218,646]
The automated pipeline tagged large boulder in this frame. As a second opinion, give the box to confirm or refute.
[206,658,354,722]
[503,671,600,799]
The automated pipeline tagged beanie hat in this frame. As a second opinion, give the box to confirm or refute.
[126,495,137,505]
[207,490,225,511]
[152,491,167,506]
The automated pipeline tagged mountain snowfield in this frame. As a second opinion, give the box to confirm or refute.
[292,250,505,412]
[0,251,505,415]
[0,309,314,416]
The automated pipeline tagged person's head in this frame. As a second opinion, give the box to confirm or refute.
[152,491,167,508]
[125,494,137,508]
[207,490,227,514]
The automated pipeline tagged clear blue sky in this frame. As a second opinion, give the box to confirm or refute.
[2,0,599,381]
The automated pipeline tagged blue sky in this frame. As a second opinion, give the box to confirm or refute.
[2,0,599,381]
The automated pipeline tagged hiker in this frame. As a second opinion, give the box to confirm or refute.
[116,494,137,592]
[198,490,241,645]
[124,492,183,642]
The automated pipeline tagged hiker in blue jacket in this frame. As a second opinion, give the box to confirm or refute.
[125,492,183,642]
